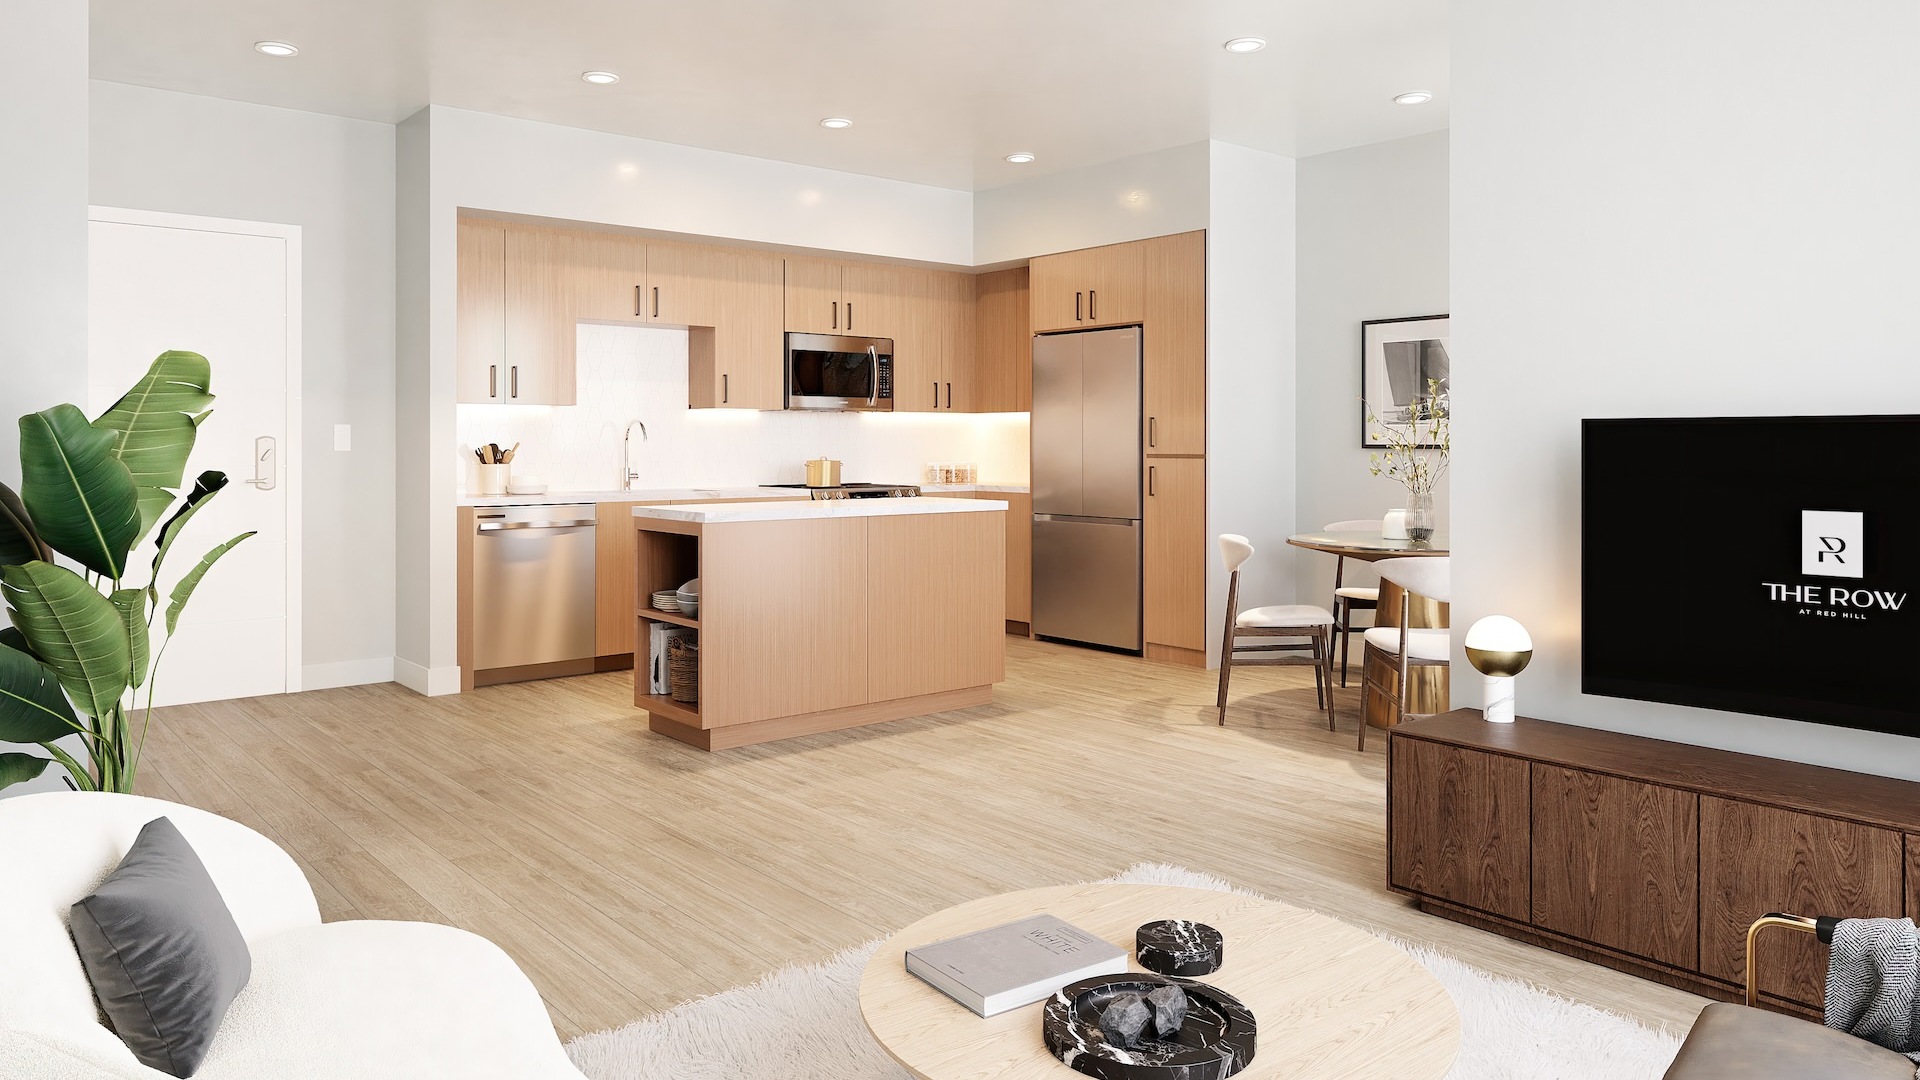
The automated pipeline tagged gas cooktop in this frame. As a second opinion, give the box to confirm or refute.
[761,482,922,500]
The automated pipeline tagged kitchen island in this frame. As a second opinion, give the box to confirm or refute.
[631,497,1007,750]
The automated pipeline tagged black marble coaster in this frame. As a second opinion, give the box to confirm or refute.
[1136,920,1224,977]
[1042,973,1256,1080]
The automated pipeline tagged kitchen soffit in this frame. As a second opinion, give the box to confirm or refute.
[88,0,1448,191]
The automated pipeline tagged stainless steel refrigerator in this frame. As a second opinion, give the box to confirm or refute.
[1031,326,1143,652]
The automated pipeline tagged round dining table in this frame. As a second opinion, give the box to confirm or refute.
[1286,530,1449,732]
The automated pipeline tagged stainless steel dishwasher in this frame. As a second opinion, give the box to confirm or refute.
[472,504,597,672]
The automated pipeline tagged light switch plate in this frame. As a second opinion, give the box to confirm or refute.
[333,424,352,452]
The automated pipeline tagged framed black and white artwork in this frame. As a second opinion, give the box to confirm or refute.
[1361,314,1450,449]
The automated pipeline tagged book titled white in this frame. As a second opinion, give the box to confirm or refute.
[904,914,1127,1017]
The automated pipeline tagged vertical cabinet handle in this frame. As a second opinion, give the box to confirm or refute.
[933,381,939,409]
[1149,416,1157,448]
[652,286,660,318]
[847,302,853,330]
[1075,291,1083,322]
[723,373,729,404]
[1090,289,1098,320]
[510,366,519,398]
[1148,465,1157,497]
[945,382,952,410]
[634,285,643,318]
[832,301,839,330]
[489,364,497,398]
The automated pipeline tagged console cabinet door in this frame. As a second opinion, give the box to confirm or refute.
[1531,766,1699,969]
[1908,835,1920,921]
[1699,798,1905,1008]
[1388,738,1530,922]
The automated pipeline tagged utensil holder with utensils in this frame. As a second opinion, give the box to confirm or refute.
[473,441,519,495]
[477,463,509,495]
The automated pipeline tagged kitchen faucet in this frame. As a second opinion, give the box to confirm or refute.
[622,419,648,490]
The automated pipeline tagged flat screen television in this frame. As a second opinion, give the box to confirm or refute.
[1583,415,1920,739]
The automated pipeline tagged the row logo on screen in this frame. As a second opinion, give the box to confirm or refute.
[1762,510,1907,618]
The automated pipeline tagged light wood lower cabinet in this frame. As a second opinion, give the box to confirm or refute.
[595,503,641,657]
[1530,766,1699,970]
[867,511,1005,701]
[1143,457,1206,651]
[1003,492,1032,624]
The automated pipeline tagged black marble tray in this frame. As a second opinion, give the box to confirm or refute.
[1041,973,1256,1080]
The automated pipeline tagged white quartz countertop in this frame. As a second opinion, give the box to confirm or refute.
[459,483,1026,507]
[632,496,1007,524]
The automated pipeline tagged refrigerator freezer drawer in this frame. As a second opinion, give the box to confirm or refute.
[1031,516,1142,652]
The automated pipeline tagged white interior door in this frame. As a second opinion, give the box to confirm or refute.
[87,211,300,706]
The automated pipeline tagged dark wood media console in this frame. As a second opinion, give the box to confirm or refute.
[1387,711,1920,1016]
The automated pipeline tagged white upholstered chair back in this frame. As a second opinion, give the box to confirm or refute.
[0,792,321,1072]
[1374,557,1451,603]
[1218,534,1255,574]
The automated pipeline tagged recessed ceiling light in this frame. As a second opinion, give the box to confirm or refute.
[253,41,299,57]
[1394,91,1434,105]
[1004,152,1036,164]
[581,70,620,85]
[1223,37,1267,54]
[819,117,853,130]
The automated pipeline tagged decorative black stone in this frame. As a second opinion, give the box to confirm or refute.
[1136,920,1225,978]
[1098,993,1151,1048]
[1042,973,1256,1080]
[1146,983,1188,1038]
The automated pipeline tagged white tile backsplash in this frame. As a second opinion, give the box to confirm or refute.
[455,323,1030,493]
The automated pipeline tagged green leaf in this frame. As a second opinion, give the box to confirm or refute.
[1,561,131,720]
[0,642,81,743]
[19,405,141,580]
[166,532,254,635]
[0,626,31,657]
[0,752,52,791]
[151,471,228,592]
[92,351,215,545]
[0,482,52,569]
[110,589,149,689]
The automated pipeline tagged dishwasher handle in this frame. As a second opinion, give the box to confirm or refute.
[477,519,598,532]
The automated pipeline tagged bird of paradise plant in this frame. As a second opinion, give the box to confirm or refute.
[0,351,252,792]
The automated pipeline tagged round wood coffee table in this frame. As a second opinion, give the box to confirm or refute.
[859,883,1459,1080]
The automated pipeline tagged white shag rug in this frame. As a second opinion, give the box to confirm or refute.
[566,864,1684,1080]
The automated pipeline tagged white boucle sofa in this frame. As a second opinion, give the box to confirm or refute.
[0,792,588,1079]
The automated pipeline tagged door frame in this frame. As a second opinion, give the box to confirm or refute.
[87,205,305,694]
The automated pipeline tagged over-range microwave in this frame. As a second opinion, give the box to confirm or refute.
[784,333,893,412]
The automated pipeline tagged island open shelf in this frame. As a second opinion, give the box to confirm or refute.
[630,497,1007,750]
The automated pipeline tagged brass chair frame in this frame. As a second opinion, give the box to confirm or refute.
[1744,912,1821,1008]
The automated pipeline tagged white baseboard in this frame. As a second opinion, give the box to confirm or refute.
[393,658,463,697]
[301,657,395,690]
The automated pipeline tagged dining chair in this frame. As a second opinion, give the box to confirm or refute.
[1356,556,1450,750]
[1323,518,1383,688]
[1216,534,1336,730]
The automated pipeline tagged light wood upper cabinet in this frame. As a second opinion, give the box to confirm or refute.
[885,268,976,413]
[972,267,1031,413]
[501,227,578,405]
[784,257,846,334]
[661,244,784,410]
[1143,231,1206,455]
[457,220,507,403]
[1030,241,1146,333]
[933,270,977,412]
[1144,456,1206,652]
[566,230,649,324]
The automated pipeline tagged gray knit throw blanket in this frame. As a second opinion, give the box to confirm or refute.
[1826,917,1920,1065]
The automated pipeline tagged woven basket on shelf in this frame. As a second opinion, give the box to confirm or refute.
[667,637,699,704]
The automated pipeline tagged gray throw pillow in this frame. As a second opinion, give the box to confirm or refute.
[69,816,252,1078]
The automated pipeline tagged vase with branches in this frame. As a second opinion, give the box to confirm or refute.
[1366,379,1449,543]
[0,351,252,792]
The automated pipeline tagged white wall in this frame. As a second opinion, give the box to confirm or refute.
[0,2,88,467]
[1206,141,1298,665]
[1293,131,1450,609]
[89,83,400,690]
[1453,0,1920,780]
[454,325,1029,492]
[400,107,983,692]
[974,142,1211,266]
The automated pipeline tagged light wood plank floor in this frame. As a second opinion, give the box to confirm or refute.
[134,637,1708,1040]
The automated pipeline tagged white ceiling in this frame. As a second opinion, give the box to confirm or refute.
[89,0,1448,192]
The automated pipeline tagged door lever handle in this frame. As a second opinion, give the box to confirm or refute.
[245,436,277,490]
